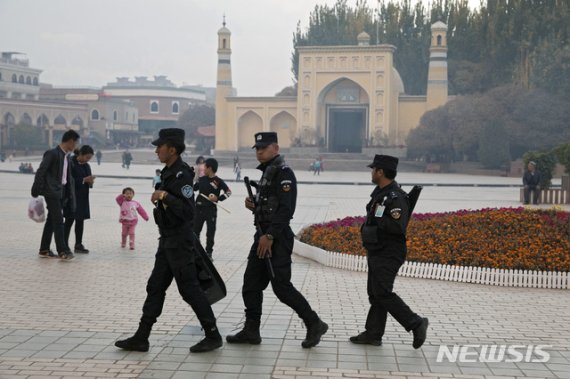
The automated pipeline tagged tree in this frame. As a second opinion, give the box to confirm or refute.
[553,142,570,175]
[176,104,215,140]
[275,85,297,96]
[477,119,510,169]
[522,150,556,189]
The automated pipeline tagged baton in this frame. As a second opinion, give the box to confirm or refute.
[199,193,231,214]
[244,176,275,279]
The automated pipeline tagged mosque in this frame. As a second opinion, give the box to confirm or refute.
[213,20,450,157]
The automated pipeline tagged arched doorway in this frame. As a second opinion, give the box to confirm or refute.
[21,113,33,125]
[270,111,297,148]
[318,78,369,153]
[2,113,16,148]
[237,111,263,149]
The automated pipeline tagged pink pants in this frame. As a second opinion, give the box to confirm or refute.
[121,223,137,249]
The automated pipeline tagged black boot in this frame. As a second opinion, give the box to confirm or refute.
[115,322,151,352]
[226,319,261,344]
[302,318,328,348]
[190,325,223,353]
[412,317,429,349]
[349,331,382,346]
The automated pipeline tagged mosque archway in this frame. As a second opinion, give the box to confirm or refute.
[237,111,263,149]
[270,111,297,148]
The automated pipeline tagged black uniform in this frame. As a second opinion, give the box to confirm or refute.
[361,181,423,339]
[141,157,217,330]
[523,170,541,204]
[193,175,231,257]
[241,155,320,325]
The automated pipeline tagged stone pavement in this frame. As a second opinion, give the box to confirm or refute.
[0,159,569,379]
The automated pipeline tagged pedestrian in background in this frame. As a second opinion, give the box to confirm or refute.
[152,169,162,190]
[95,150,102,165]
[115,187,149,250]
[351,154,428,349]
[31,130,80,260]
[193,158,231,260]
[64,145,95,254]
[523,161,541,205]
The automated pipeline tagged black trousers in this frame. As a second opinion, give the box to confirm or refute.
[64,218,84,247]
[193,206,217,256]
[141,234,217,329]
[40,196,68,253]
[523,186,540,204]
[365,248,422,338]
[242,229,318,325]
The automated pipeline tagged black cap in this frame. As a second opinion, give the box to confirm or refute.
[151,128,185,146]
[205,158,218,172]
[367,154,399,170]
[252,132,278,148]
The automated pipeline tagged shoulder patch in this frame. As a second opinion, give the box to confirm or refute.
[176,171,184,178]
[390,207,402,220]
[181,184,194,198]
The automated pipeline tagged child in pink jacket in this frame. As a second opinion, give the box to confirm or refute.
[116,187,149,250]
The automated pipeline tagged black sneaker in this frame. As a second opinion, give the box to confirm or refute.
[349,331,382,346]
[412,317,429,349]
[74,244,89,254]
[115,336,149,352]
[58,251,75,260]
[189,336,223,353]
[39,250,57,258]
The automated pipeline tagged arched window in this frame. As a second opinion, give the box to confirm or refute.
[19,75,24,83]
[223,38,226,49]
[12,74,17,83]
[437,35,442,46]
[91,109,100,120]
[113,110,118,121]
[150,101,159,113]
[26,76,32,85]
[0,72,2,81]
[33,77,38,86]
[172,101,179,114]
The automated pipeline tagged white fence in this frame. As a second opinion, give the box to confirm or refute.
[294,240,569,289]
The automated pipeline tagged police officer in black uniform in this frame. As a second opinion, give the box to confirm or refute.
[351,154,429,349]
[226,132,328,348]
[193,158,231,259]
[114,128,222,353]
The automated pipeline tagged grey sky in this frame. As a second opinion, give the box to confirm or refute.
[1,0,477,97]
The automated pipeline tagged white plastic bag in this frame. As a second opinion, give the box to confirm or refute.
[28,197,45,223]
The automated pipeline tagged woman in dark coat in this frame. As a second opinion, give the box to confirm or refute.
[64,145,95,253]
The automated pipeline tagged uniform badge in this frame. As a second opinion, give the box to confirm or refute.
[181,185,194,198]
[390,208,402,220]
[281,179,292,192]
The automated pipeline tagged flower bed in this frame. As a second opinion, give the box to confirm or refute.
[298,208,570,272]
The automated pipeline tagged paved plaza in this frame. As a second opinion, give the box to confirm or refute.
[0,157,569,379]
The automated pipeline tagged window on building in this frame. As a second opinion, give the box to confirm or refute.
[26,76,32,85]
[19,75,24,83]
[33,77,38,86]
[0,72,2,81]
[172,101,179,114]
[91,109,100,120]
[437,35,442,46]
[150,100,159,113]
[12,74,17,83]
[223,39,226,49]
[113,110,118,121]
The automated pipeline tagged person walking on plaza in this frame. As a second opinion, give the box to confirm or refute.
[122,149,133,169]
[64,145,95,254]
[95,150,102,165]
[31,130,80,260]
[523,161,541,205]
[115,128,223,353]
[226,132,328,348]
[152,169,162,190]
[351,154,428,348]
[115,187,149,250]
[193,158,232,260]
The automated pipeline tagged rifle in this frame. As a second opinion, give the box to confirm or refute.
[407,185,423,217]
[244,176,275,279]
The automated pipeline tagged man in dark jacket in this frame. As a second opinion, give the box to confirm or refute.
[226,132,328,349]
[114,128,222,353]
[31,130,80,260]
[350,154,428,349]
[193,158,231,260]
[523,161,541,205]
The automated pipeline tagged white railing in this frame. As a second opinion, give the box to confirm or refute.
[294,240,569,289]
